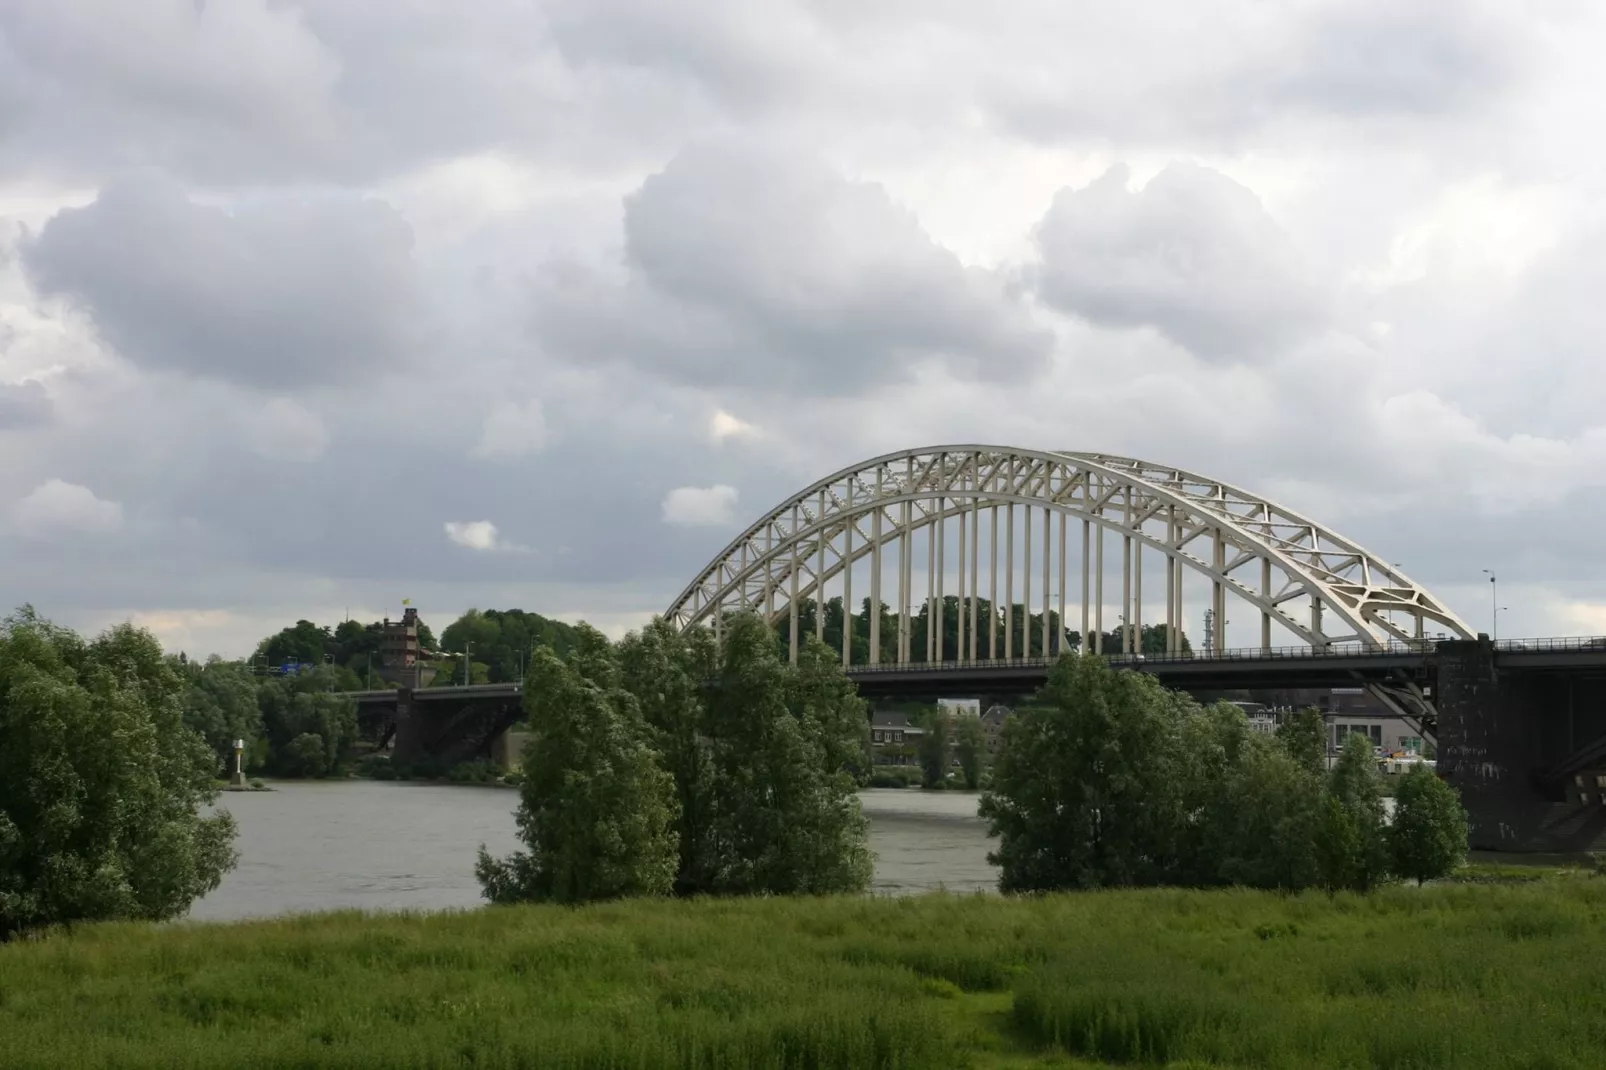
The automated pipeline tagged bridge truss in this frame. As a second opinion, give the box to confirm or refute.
[664,447,1473,731]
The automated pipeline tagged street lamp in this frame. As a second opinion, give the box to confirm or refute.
[1481,570,1498,640]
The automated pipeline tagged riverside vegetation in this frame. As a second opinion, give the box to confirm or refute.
[4,881,1606,1069]
[3,605,1546,1069]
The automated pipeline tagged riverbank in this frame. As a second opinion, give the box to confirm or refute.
[7,878,1606,1068]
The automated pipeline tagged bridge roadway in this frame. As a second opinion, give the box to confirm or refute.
[347,639,1606,853]
[346,638,1606,712]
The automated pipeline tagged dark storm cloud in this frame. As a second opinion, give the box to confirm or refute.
[532,139,1049,393]
[20,176,423,387]
[1031,162,1327,362]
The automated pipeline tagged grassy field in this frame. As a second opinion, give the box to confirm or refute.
[3,875,1606,1068]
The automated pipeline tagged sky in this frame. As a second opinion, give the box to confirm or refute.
[3,0,1606,657]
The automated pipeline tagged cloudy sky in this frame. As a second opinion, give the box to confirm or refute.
[3,0,1605,656]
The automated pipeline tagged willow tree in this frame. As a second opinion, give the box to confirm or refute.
[0,610,237,939]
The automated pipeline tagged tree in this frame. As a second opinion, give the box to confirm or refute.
[1319,732,1390,891]
[176,657,263,773]
[1389,765,1469,885]
[440,608,581,684]
[618,619,721,896]
[1211,735,1323,891]
[918,706,951,787]
[476,628,678,903]
[0,609,237,939]
[256,667,359,777]
[1276,707,1328,778]
[695,614,872,895]
[954,712,986,789]
[980,655,1188,892]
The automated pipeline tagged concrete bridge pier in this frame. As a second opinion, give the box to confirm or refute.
[388,688,423,766]
[1438,639,1606,852]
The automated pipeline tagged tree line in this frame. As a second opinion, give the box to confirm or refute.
[777,596,1190,663]
[249,607,580,688]
[2,602,1471,941]
[981,656,1469,891]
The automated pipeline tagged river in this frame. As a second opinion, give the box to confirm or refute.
[186,782,997,921]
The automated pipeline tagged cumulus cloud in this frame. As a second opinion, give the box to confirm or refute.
[0,381,52,428]
[472,399,548,458]
[246,398,329,462]
[533,138,1049,393]
[1032,162,1327,362]
[443,519,525,552]
[661,485,739,526]
[21,175,422,387]
[11,479,122,537]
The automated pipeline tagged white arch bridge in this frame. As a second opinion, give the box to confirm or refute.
[665,446,1477,735]
[667,446,1473,659]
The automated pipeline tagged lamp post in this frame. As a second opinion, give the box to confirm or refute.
[1481,570,1498,640]
[232,738,246,788]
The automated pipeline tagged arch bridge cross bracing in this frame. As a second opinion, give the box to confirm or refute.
[664,446,1473,668]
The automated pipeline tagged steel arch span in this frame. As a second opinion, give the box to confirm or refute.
[664,446,1474,665]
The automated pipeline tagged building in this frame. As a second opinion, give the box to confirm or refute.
[1248,687,1426,758]
[376,606,435,689]
[981,704,1011,753]
[869,709,925,765]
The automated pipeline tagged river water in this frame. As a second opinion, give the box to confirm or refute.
[187,783,997,921]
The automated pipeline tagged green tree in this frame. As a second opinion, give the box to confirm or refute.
[1318,732,1391,891]
[954,711,986,789]
[980,656,1188,892]
[256,667,358,777]
[476,628,678,903]
[918,706,951,787]
[619,619,721,896]
[440,608,581,684]
[1389,765,1469,885]
[697,614,872,895]
[1211,734,1324,891]
[1276,707,1328,778]
[0,610,237,939]
[176,656,263,773]
[253,619,332,669]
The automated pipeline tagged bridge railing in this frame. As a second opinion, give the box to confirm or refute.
[843,636,1606,674]
[1491,636,1606,653]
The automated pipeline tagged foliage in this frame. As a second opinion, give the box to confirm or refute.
[619,619,721,895]
[981,656,1189,891]
[982,654,1444,894]
[1090,622,1191,656]
[618,613,872,897]
[439,608,582,684]
[10,885,1606,1068]
[476,629,679,903]
[695,615,873,895]
[0,609,237,939]
[1390,764,1471,884]
[953,711,986,789]
[447,760,500,784]
[173,656,263,774]
[1275,707,1328,777]
[917,706,951,787]
[251,614,433,683]
[1319,732,1391,891]
[254,668,359,778]
[771,596,1118,664]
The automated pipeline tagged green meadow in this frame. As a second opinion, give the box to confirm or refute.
[3,874,1605,1069]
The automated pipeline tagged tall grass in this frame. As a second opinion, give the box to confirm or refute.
[2,881,1606,1068]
